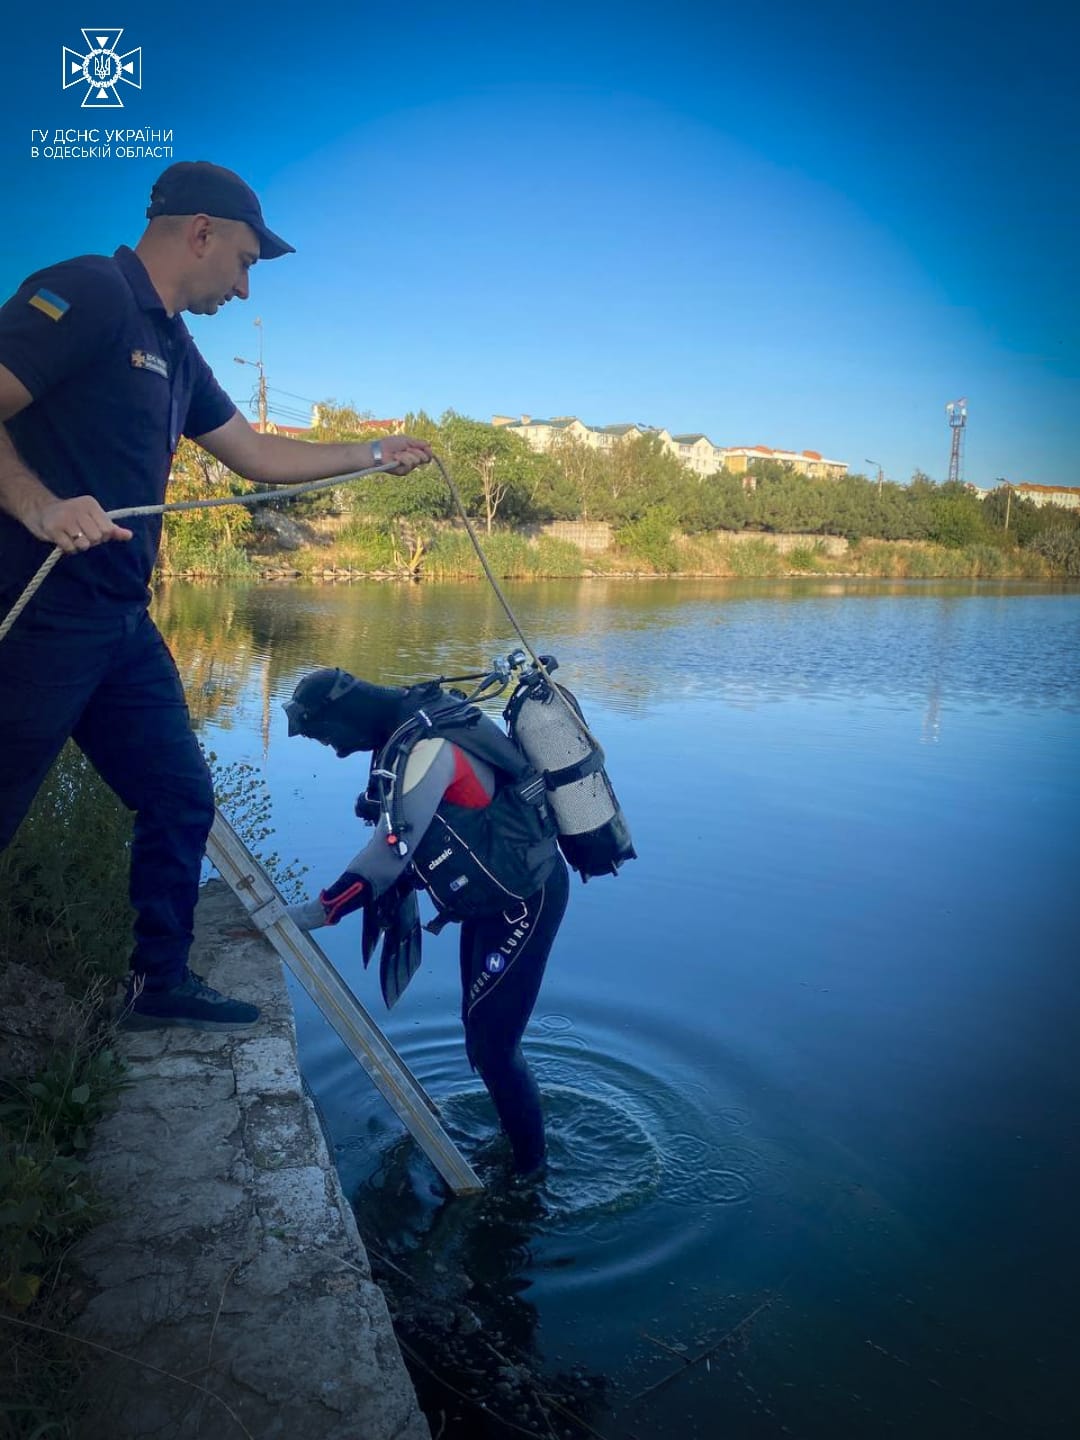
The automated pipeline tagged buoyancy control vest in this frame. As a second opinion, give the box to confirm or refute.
[367,684,560,926]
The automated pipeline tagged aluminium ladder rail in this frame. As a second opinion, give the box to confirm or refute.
[206,809,483,1196]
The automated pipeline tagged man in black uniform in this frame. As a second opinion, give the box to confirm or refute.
[284,668,569,1177]
[0,161,433,1028]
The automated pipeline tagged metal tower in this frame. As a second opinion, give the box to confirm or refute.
[946,397,967,484]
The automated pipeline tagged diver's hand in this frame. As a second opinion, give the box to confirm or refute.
[318,870,369,925]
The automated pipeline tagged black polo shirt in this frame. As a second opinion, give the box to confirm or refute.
[0,246,235,613]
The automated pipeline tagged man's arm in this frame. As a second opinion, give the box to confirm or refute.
[0,363,132,553]
[194,412,433,485]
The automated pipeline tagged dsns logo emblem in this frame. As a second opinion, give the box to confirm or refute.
[62,28,142,108]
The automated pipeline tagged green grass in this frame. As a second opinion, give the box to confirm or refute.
[786,543,829,572]
[0,747,133,1436]
[423,530,586,579]
[0,749,133,986]
[159,532,255,578]
[614,508,680,573]
[722,538,788,577]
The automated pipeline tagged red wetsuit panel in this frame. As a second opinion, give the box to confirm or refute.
[442,744,492,809]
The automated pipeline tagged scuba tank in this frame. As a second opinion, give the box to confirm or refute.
[504,656,636,881]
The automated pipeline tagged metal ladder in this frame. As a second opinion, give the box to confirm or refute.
[206,809,483,1195]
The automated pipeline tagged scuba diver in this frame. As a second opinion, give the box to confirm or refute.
[283,667,570,1178]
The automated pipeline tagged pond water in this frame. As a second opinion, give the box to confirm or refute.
[160,577,1080,1439]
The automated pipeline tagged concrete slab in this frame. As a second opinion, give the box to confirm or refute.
[70,880,429,1440]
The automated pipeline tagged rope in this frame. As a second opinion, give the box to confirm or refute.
[0,450,601,743]
[430,454,602,745]
[0,461,400,643]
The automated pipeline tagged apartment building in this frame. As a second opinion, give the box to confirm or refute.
[717,445,848,480]
[1010,482,1080,511]
[655,430,726,476]
[492,415,654,453]
[492,415,847,480]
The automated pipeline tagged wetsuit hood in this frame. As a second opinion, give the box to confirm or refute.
[284,668,409,756]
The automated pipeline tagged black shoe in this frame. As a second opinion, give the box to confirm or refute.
[122,970,259,1030]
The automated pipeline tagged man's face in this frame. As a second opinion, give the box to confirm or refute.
[187,219,259,316]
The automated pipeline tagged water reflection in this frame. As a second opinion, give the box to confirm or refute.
[164,578,1080,1440]
[155,578,1080,740]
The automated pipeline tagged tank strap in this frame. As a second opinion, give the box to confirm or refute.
[543,748,606,790]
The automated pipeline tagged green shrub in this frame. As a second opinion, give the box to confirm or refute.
[210,757,308,902]
[901,545,946,579]
[786,544,825,572]
[0,747,133,1433]
[329,519,398,571]
[1027,525,1080,577]
[425,530,547,579]
[967,543,1006,577]
[615,506,680,572]
[0,1027,124,1306]
[722,538,786,578]
[0,748,133,985]
[159,522,255,577]
[534,535,586,576]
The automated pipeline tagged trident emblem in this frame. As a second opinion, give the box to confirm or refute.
[62,28,142,108]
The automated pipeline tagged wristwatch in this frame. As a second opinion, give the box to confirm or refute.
[370,439,383,465]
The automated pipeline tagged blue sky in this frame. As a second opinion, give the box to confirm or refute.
[3,0,1077,487]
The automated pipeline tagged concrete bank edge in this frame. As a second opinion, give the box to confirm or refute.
[69,879,430,1440]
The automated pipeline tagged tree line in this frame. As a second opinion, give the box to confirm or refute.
[164,405,1080,575]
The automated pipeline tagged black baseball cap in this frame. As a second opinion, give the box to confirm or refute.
[146,160,295,259]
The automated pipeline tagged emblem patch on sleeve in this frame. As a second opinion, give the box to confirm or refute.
[28,289,70,321]
[130,349,169,378]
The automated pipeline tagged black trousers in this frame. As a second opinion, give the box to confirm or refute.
[0,604,214,989]
[459,855,569,1173]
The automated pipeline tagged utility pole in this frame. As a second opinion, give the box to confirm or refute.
[1004,483,1012,532]
[865,457,883,497]
[234,317,267,432]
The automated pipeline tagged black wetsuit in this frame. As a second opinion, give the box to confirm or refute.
[460,852,569,1173]
[291,734,568,1173]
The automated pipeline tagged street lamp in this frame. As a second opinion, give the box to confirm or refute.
[234,318,267,432]
[865,458,883,497]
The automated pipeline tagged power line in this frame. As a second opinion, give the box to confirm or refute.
[266,384,318,404]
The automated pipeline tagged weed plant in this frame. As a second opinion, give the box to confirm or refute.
[0,747,132,1435]
[210,756,308,901]
[159,526,254,578]
[0,748,133,986]
[786,544,828,572]
[615,507,680,573]
[722,538,788,578]
[424,531,563,579]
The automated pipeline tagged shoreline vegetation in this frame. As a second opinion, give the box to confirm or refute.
[0,750,132,1437]
[157,405,1080,584]
[0,754,294,1438]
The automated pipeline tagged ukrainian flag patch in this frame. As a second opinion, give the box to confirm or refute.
[28,288,70,322]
